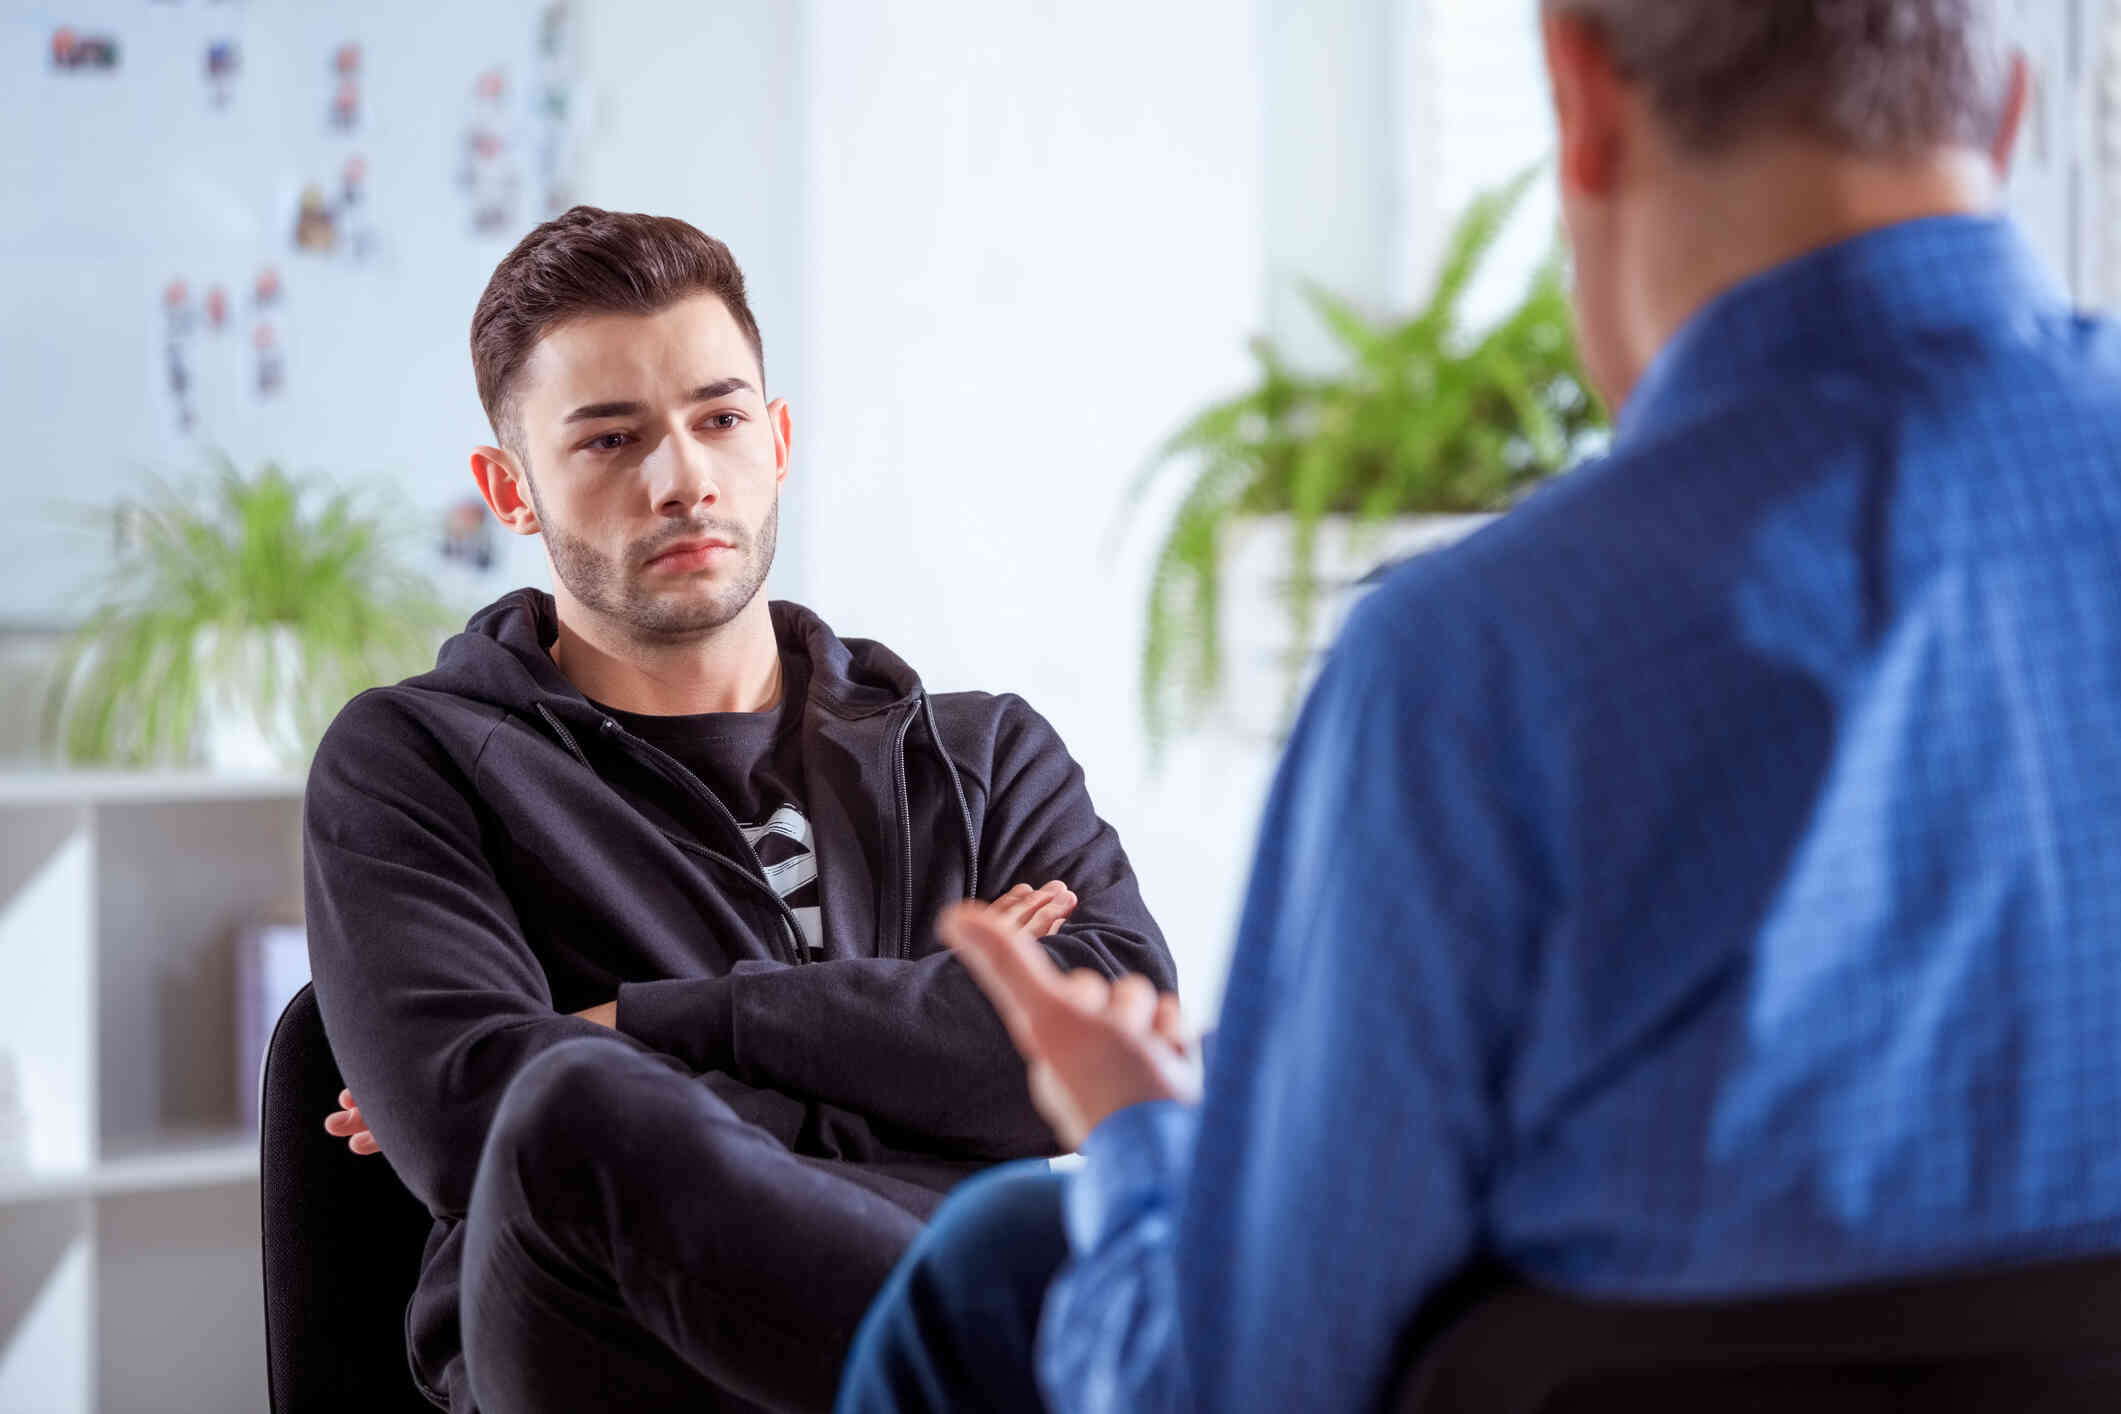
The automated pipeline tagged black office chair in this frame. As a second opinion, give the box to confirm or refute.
[1394,1255,2121,1412]
[260,982,438,1413]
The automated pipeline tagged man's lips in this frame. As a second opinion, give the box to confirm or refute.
[644,538,736,571]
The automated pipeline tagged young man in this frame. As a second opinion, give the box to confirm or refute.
[839,2,2121,1410]
[302,207,1175,1413]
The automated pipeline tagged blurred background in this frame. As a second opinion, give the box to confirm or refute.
[0,0,2111,1407]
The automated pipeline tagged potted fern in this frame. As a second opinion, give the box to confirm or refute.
[46,457,454,769]
[1130,167,1606,743]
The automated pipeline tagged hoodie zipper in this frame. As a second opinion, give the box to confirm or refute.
[535,702,807,966]
[891,704,917,960]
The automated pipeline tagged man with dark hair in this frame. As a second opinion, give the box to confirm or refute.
[837,2,2121,1411]
[303,205,1175,1413]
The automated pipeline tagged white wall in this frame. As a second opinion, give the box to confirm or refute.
[791,2,1270,1015]
[1399,0,1557,326]
[1263,0,1400,366]
[2004,0,2106,301]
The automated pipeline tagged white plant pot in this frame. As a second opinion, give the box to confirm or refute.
[195,625,308,773]
[1214,513,1496,740]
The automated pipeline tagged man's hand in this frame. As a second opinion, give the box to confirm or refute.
[938,901,1199,1151]
[978,879,1078,938]
[323,1089,381,1156]
[573,1000,617,1028]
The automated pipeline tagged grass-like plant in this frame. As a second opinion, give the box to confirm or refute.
[1129,166,1607,744]
[46,456,453,766]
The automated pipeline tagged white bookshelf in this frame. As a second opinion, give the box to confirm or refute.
[0,772,304,1414]
[0,771,307,807]
[0,1132,259,1208]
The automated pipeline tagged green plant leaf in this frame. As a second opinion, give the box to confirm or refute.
[46,456,458,767]
[1123,161,1607,745]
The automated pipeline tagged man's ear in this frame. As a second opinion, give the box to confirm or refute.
[768,397,793,488]
[1990,49,2032,177]
[1543,9,1626,200]
[471,445,541,535]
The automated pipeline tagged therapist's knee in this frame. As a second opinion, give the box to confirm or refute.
[902,1162,1069,1306]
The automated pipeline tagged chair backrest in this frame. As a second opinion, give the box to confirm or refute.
[1394,1254,2121,1413]
[260,982,438,1414]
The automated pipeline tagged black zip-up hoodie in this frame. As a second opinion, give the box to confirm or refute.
[303,589,1174,1407]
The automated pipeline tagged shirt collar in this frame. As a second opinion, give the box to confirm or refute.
[1615,214,2067,450]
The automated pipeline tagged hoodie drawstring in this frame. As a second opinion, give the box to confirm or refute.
[920,692,980,904]
[893,692,984,958]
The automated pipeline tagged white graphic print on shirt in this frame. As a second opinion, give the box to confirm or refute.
[740,804,823,955]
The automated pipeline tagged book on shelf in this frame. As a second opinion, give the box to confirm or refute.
[235,918,310,1130]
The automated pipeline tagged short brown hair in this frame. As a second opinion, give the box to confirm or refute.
[1547,0,2011,155]
[470,206,765,454]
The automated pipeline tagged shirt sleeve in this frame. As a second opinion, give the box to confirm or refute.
[1035,585,1547,1413]
[1036,1100,1199,1414]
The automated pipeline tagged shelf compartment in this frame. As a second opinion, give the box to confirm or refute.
[0,1130,258,1208]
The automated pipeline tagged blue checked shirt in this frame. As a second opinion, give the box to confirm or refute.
[1038,216,2121,1413]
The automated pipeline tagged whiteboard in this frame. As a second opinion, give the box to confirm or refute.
[0,0,577,626]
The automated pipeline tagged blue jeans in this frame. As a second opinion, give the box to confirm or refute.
[835,1160,1073,1414]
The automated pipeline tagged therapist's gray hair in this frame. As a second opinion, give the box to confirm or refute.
[1543,0,2014,155]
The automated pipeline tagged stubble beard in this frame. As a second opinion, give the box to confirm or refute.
[537,487,779,641]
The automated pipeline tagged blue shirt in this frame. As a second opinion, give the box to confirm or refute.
[1039,216,2121,1413]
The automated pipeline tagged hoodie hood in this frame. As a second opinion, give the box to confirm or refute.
[417,588,923,723]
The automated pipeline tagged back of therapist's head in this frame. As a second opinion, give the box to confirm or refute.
[1543,0,2014,155]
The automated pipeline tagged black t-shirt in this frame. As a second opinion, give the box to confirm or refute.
[593,657,822,955]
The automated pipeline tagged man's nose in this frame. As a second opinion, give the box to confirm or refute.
[648,435,719,516]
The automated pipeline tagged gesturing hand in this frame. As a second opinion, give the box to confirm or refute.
[938,900,1199,1152]
[323,1089,381,1157]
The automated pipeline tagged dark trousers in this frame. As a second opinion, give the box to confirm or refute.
[835,1160,1073,1414]
[459,1037,948,1414]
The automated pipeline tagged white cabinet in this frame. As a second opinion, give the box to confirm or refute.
[0,774,305,1414]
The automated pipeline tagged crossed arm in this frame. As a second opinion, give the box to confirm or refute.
[324,880,1093,1155]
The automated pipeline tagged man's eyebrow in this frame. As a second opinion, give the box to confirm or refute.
[563,399,646,424]
[561,378,756,424]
